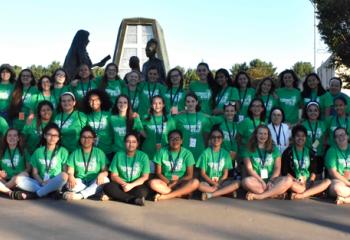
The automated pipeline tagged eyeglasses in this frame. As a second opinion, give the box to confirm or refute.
[169,137,181,141]
[224,101,236,107]
[46,133,59,138]
[81,136,94,140]
[211,135,223,139]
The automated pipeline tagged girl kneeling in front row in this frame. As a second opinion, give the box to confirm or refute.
[196,127,240,200]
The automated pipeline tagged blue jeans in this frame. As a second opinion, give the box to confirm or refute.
[66,177,109,199]
[17,173,67,197]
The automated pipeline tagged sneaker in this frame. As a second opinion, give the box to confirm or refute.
[133,197,145,206]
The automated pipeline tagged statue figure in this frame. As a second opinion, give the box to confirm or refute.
[63,29,110,81]
[141,38,165,83]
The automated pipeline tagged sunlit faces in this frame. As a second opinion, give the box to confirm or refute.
[147,69,159,83]
[168,132,183,151]
[306,104,320,121]
[261,79,272,94]
[215,72,227,87]
[0,69,11,82]
[79,65,91,80]
[185,95,198,112]
[294,131,306,148]
[196,65,209,81]
[60,94,76,112]
[21,70,33,87]
[41,77,52,91]
[106,65,118,80]
[152,97,164,114]
[117,96,128,113]
[80,131,95,149]
[334,98,346,116]
[224,105,236,121]
[334,128,348,147]
[45,128,60,146]
[89,94,101,111]
[40,105,53,121]
[210,130,223,147]
[237,75,249,90]
[6,129,19,147]
[125,135,139,153]
[283,73,294,88]
[256,127,269,145]
[170,70,181,87]
[127,72,140,86]
[250,100,263,117]
[55,70,66,85]
[271,109,283,125]
[329,78,341,96]
[306,75,319,90]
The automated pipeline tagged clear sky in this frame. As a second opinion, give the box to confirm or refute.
[0,0,330,72]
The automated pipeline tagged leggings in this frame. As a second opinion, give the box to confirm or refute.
[103,182,149,203]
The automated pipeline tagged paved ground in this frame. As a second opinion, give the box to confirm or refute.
[0,196,349,240]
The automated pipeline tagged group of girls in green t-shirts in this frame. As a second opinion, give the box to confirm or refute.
[0,61,350,205]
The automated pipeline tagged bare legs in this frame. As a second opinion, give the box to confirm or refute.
[149,179,199,201]
[198,180,240,200]
[290,179,331,200]
[328,179,350,205]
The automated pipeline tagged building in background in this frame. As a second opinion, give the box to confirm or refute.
[317,55,350,89]
[113,18,169,78]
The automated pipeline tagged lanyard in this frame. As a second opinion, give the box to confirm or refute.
[293,146,305,170]
[128,88,139,110]
[211,148,222,177]
[224,119,236,148]
[264,94,271,110]
[186,112,199,133]
[252,118,260,129]
[215,87,228,107]
[54,87,64,103]
[169,87,181,106]
[59,111,75,129]
[337,146,350,168]
[22,86,32,102]
[168,149,182,173]
[90,111,103,132]
[257,147,267,167]
[44,146,58,173]
[8,147,18,170]
[336,116,348,131]
[80,79,91,97]
[81,147,94,174]
[307,120,318,143]
[125,153,136,182]
[152,115,164,143]
[239,88,248,106]
[147,82,157,100]
[272,124,282,145]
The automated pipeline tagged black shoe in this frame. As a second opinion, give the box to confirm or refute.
[133,197,145,206]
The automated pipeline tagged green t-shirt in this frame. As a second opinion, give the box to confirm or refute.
[22,119,49,154]
[303,91,332,119]
[291,147,312,179]
[237,117,265,148]
[213,86,239,111]
[237,87,256,121]
[110,115,143,152]
[259,94,279,122]
[242,146,280,180]
[139,81,166,102]
[276,87,302,124]
[0,83,13,112]
[12,86,38,130]
[141,115,176,160]
[1,148,28,179]
[54,111,87,152]
[164,87,185,114]
[153,147,195,180]
[102,79,126,104]
[196,147,233,179]
[67,147,108,182]
[86,111,113,154]
[189,81,212,114]
[121,87,149,117]
[325,146,350,177]
[109,150,150,183]
[0,116,9,137]
[31,146,69,179]
[52,86,71,104]
[329,91,350,116]
[30,92,57,111]
[326,116,350,146]
[219,119,238,153]
[301,120,327,156]
[174,112,211,160]
[72,79,98,102]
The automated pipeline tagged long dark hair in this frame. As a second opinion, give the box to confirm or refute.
[145,95,168,122]
[36,100,54,130]
[211,68,231,109]
[247,98,266,122]
[38,75,54,92]
[197,62,217,93]
[99,63,121,89]
[165,68,184,90]
[185,92,201,112]
[0,64,16,83]
[234,71,252,89]
[82,89,112,114]
[39,122,62,147]
[51,68,69,86]
[301,73,326,98]
[278,69,299,89]
[111,94,135,133]
[0,128,26,160]
[8,69,36,120]
[75,63,94,80]
[255,77,276,98]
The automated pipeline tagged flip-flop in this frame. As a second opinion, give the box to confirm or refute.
[100,194,110,201]
[245,192,254,201]
[153,193,161,202]
[336,196,345,205]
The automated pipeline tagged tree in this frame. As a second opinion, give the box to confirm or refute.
[312,0,350,69]
[92,67,104,78]
[183,68,198,90]
[292,61,314,80]
[230,63,249,78]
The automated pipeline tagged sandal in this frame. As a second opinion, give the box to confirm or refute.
[9,190,27,200]
[100,194,110,201]
[336,196,345,205]
[153,193,161,202]
[245,192,255,201]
